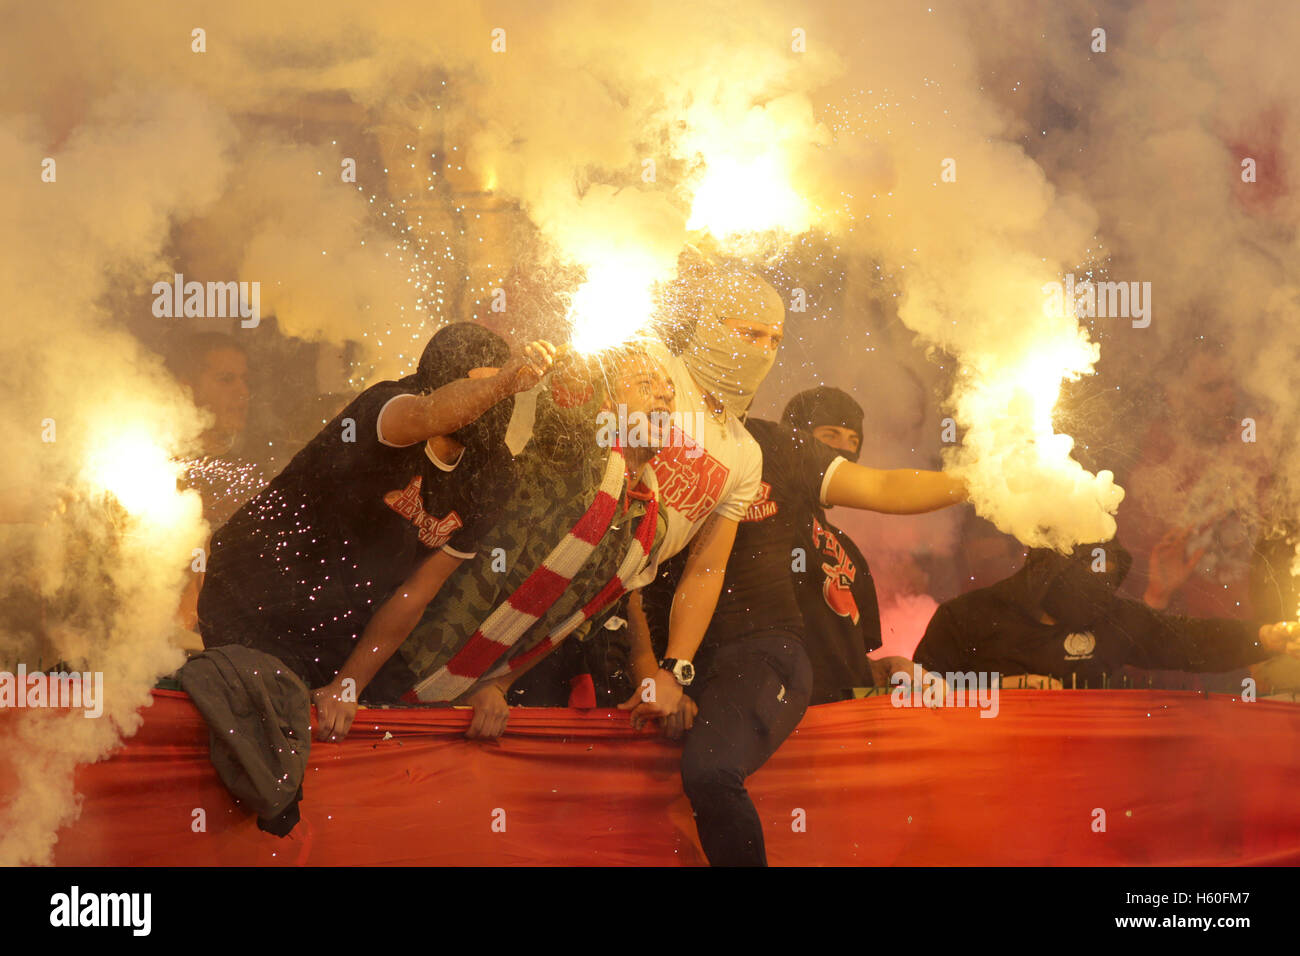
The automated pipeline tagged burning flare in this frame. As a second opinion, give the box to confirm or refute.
[83,428,195,529]
[686,153,811,237]
[567,255,663,356]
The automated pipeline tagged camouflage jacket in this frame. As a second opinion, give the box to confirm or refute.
[394,384,665,694]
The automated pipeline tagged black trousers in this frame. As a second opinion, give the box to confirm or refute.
[680,629,813,866]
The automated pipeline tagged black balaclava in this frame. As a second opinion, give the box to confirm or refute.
[781,386,865,462]
[400,322,514,453]
[1019,541,1133,630]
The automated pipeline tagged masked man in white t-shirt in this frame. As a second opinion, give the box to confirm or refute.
[617,267,782,721]
[608,268,808,865]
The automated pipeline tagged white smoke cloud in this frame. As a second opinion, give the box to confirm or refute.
[0,87,225,864]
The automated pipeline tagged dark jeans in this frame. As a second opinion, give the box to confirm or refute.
[680,629,812,866]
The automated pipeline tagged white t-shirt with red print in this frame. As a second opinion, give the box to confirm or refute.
[627,338,763,589]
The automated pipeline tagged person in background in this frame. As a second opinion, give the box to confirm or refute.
[1118,345,1271,619]
[170,333,265,637]
[913,539,1300,686]
[1246,521,1300,693]
[172,332,254,462]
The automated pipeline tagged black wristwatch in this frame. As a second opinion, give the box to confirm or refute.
[660,658,695,687]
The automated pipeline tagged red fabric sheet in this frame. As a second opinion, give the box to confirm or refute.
[17,689,1300,866]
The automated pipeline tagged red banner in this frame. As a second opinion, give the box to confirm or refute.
[20,689,1300,866]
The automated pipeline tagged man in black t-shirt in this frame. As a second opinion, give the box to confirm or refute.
[780,387,886,702]
[914,540,1300,684]
[304,345,677,741]
[198,324,553,739]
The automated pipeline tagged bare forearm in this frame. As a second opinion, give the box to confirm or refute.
[665,515,737,659]
[401,374,517,445]
[626,592,661,681]
[1143,584,1171,610]
[337,595,427,693]
[882,469,967,512]
[827,463,968,514]
[666,567,726,660]
[338,552,461,692]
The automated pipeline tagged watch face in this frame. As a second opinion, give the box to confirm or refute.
[679,662,695,683]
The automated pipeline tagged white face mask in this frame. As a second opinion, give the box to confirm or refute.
[678,271,785,419]
[681,317,777,419]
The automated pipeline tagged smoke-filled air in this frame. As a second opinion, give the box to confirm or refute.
[1,0,1297,863]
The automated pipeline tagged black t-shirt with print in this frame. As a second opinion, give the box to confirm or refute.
[705,418,843,640]
[198,380,514,687]
[793,509,883,704]
[640,418,882,701]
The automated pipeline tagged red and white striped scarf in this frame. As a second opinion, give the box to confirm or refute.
[412,447,658,702]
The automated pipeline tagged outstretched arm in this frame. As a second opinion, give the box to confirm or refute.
[617,589,670,716]
[824,461,967,514]
[666,514,738,662]
[1118,599,1300,673]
